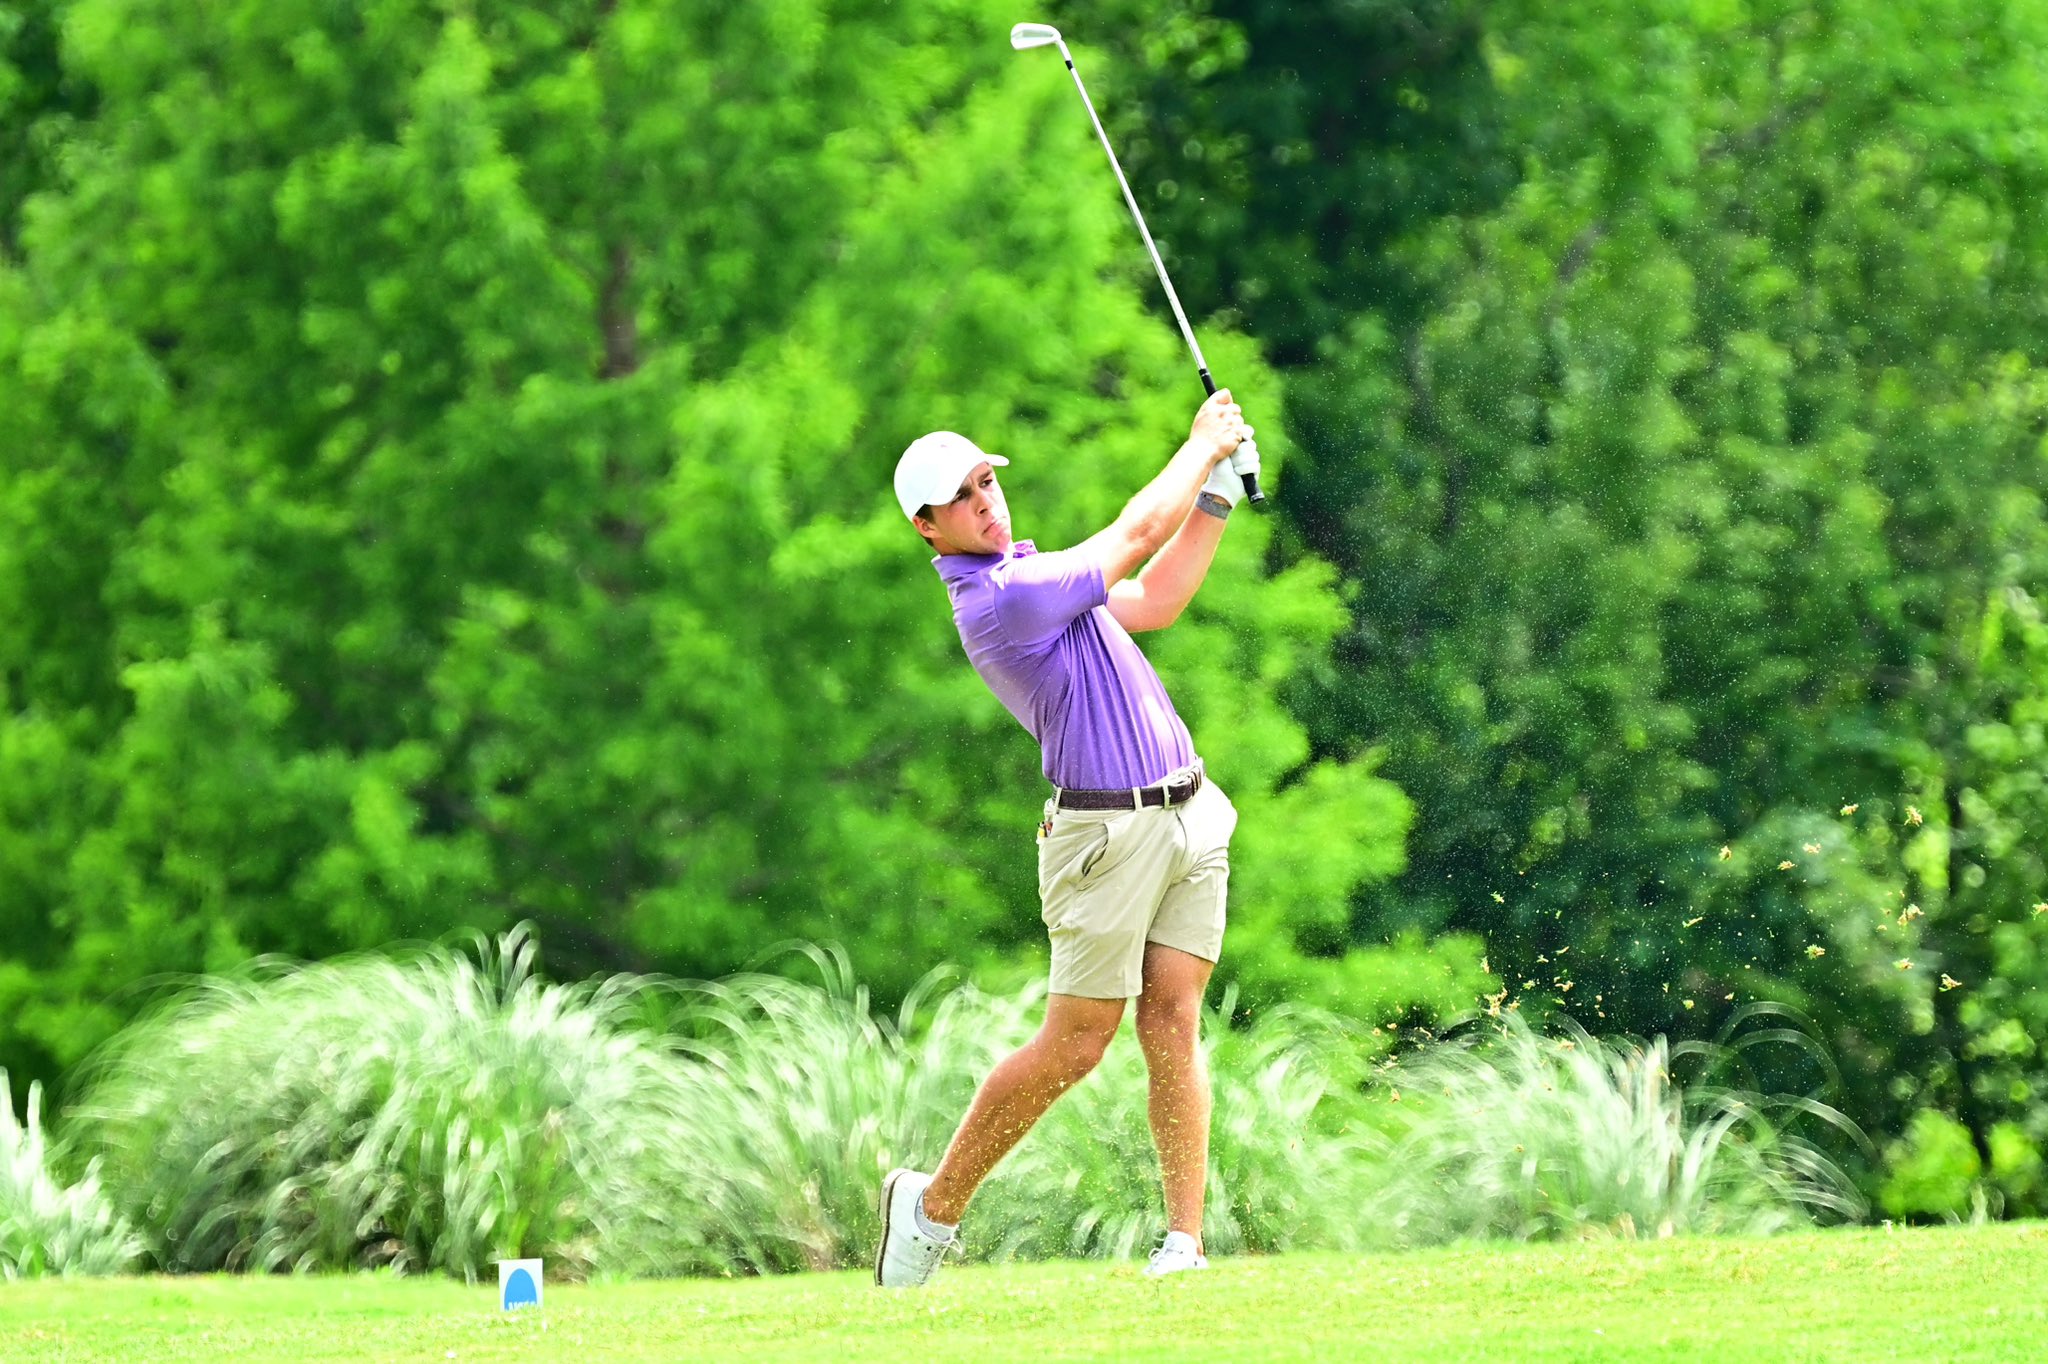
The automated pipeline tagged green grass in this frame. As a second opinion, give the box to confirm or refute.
[6,1223,2043,1363]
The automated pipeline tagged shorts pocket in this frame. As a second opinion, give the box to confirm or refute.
[1038,816,1107,910]
[1078,818,1117,881]
[1039,811,1132,926]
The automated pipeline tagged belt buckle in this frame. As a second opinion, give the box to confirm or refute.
[1161,765,1193,809]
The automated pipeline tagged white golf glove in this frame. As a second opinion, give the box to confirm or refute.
[1200,434,1261,510]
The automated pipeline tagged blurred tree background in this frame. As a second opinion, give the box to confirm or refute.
[4,0,2046,1219]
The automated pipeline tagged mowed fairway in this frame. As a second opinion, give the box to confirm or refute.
[6,1223,2043,1363]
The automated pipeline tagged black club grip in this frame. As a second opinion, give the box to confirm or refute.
[1198,368,1267,509]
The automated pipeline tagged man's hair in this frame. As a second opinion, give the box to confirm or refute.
[914,505,935,546]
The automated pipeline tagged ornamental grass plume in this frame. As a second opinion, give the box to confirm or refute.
[59,930,1865,1277]
[1354,1010,1866,1247]
[614,954,1380,1271]
[616,947,1030,1274]
[969,993,1380,1262]
[0,1072,141,1278]
[68,926,681,1278]
[62,934,1386,1276]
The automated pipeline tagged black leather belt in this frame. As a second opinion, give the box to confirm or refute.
[1055,764,1203,811]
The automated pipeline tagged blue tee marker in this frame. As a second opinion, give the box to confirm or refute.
[498,1258,544,1311]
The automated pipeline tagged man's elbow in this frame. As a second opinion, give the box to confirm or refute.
[1132,587,1186,632]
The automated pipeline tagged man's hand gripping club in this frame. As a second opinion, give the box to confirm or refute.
[1195,394,1261,512]
[1082,389,1254,591]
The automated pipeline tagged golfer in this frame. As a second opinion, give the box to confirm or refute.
[875,388,1258,1287]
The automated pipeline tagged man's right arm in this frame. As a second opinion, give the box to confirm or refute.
[1080,389,1246,584]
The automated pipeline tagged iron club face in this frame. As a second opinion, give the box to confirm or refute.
[1009,22,1063,51]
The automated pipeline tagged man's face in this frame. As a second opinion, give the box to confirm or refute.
[917,463,1013,555]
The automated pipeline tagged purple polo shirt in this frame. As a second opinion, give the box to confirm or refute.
[935,539,1196,790]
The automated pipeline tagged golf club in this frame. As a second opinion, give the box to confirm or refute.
[1011,20,1265,508]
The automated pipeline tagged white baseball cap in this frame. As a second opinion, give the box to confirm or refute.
[893,431,1009,520]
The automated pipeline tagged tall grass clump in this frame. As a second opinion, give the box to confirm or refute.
[60,930,1870,1278]
[1354,1011,1867,1246]
[70,927,681,1278]
[640,956,1380,1271]
[1,1072,141,1277]
[62,933,1386,1277]
[970,997,1380,1262]
[622,949,1028,1274]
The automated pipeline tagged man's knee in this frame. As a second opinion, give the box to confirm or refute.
[1052,1019,1117,1075]
[1057,1044,1111,1090]
[1036,999,1122,1079]
[1135,993,1201,1056]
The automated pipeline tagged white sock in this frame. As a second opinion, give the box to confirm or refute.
[1161,1230,1201,1256]
[914,1190,958,1243]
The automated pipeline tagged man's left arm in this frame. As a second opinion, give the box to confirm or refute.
[1105,498,1229,633]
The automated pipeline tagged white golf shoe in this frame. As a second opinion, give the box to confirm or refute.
[1144,1230,1208,1277]
[875,1168,955,1288]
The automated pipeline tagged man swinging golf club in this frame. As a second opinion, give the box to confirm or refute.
[875,388,1258,1287]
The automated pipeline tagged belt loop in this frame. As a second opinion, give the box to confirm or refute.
[1131,786,1141,810]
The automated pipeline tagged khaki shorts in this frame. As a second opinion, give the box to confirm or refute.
[1035,779,1238,999]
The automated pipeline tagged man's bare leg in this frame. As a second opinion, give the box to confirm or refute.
[920,992,1126,1225]
[1134,942,1215,1244]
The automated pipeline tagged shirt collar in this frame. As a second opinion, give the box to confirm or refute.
[933,539,1036,580]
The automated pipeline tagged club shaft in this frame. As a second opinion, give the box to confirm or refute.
[1048,37,1263,506]
[1055,47,1208,377]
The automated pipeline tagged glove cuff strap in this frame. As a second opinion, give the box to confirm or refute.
[1195,491,1233,521]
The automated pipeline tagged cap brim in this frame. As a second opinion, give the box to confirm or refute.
[917,452,1008,508]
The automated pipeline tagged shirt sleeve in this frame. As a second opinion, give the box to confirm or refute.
[990,548,1107,649]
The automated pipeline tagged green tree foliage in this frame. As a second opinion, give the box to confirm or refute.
[0,0,1458,1097]
[1050,0,1515,362]
[0,1,92,256]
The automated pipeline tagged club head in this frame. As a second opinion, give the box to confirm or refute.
[1010,21,1063,51]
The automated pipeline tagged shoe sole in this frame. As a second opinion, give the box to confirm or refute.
[875,1167,909,1287]
[1144,1259,1210,1277]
